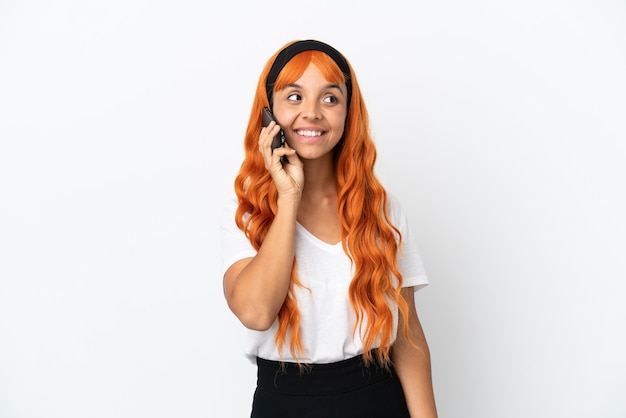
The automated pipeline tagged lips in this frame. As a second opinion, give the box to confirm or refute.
[296,129,324,137]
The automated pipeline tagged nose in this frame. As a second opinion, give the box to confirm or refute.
[302,100,322,120]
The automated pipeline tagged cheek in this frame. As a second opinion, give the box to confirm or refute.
[332,116,347,136]
[273,110,295,128]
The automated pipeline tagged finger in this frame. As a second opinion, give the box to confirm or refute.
[274,148,299,163]
[278,146,299,165]
[258,124,281,151]
[258,126,281,167]
[269,146,288,163]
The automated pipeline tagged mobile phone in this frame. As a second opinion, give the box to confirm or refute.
[261,107,285,153]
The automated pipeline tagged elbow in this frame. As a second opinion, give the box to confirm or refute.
[228,297,277,331]
[225,287,278,331]
[238,310,276,331]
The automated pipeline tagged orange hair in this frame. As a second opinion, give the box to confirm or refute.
[233,41,410,366]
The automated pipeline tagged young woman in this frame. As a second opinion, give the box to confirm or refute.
[221,39,438,418]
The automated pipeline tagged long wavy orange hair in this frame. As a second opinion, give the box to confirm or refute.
[233,41,410,366]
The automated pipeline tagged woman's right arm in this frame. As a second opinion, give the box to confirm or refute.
[223,196,298,330]
[223,121,303,331]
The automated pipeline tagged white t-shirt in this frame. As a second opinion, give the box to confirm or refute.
[220,194,428,364]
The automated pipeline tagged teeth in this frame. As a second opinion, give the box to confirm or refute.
[297,130,323,137]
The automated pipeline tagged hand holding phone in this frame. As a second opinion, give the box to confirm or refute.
[261,107,285,154]
[261,108,302,193]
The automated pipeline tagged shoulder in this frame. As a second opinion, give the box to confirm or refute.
[220,196,241,226]
[386,192,402,211]
[386,192,408,226]
[221,196,239,214]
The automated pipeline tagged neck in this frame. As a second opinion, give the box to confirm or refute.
[301,154,336,199]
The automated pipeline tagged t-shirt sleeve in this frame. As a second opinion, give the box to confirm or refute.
[388,194,429,291]
[220,197,257,277]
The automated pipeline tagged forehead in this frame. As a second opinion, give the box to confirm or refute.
[274,50,346,91]
[281,63,346,95]
[295,64,333,84]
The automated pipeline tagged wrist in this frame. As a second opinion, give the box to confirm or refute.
[276,195,300,216]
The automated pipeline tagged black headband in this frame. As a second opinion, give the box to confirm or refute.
[265,39,352,109]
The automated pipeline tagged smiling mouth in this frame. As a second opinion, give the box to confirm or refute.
[296,129,324,137]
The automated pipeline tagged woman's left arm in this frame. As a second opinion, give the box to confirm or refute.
[391,287,438,418]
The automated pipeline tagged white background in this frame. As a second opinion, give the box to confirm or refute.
[1,1,625,417]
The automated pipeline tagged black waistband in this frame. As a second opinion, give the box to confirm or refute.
[255,352,397,396]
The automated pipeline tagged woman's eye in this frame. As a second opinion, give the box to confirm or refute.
[287,93,301,101]
[323,95,338,104]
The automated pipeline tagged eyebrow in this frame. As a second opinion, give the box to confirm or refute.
[285,83,345,95]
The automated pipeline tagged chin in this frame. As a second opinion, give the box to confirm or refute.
[298,151,333,162]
